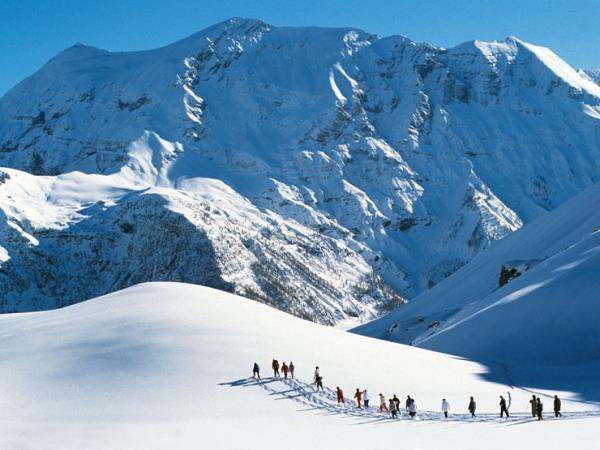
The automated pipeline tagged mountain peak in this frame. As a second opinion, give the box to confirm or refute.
[513,39,600,98]
[57,42,105,56]
[209,16,270,32]
[1,18,600,324]
[448,36,600,98]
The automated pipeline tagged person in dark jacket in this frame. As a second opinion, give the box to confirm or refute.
[536,397,543,421]
[405,395,414,411]
[393,395,401,414]
[529,395,537,417]
[468,396,476,417]
[389,398,398,419]
[289,361,295,379]
[252,362,260,379]
[500,395,509,418]
[272,359,280,378]
[315,375,324,391]
[554,395,562,417]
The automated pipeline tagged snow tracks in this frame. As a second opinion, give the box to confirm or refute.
[222,376,600,425]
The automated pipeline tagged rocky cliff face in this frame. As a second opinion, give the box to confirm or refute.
[0,18,599,323]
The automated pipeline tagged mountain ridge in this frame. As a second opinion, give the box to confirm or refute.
[0,18,599,323]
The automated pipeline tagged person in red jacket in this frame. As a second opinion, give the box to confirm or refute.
[336,386,345,404]
[354,388,363,408]
[379,393,388,412]
[282,362,289,379]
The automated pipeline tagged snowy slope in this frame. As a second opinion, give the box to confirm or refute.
[0,282,598,449]
[1,18,600,322]
[354,182,600,397]
[581,68,600,85]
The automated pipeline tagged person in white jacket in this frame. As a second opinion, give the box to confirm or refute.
[408,400,417,418]
[441,398,450,418]
[362,390,370,408]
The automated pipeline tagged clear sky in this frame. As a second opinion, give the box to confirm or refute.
[1,0,599,96]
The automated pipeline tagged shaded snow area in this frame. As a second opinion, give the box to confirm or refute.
[581,68,600,85]
[1,18,600,324]
[0,283,597,449]
[354,182,600,403]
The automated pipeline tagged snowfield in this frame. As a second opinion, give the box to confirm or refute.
[0,282,598,449]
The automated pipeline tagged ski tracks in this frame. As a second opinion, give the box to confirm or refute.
[223,376,600,425]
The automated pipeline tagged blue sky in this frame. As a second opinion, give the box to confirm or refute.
[2,0,599,96]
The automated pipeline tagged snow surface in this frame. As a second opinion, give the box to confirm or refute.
[0,282,598,449]
[1,18,600,323]
[582,68,600,85]
[355,181,600,402]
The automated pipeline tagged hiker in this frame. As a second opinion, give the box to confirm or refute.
[315,375,324,391]
[252,362,260,379]
[554,395,562,417]
[468,396,476,418]
[389,398,398,419]
[313,366,320,383]
[536,397,543,421]
[500,395,509,418]
[282,362,289,379]
[354,388,363,408]
[336,386,345,404]
[405,395,414,411]
[379,393,388,412]
[272,359,280,378]
[289,361,295,379]
[393,395,401,414]
[441,398,450,418]
[363,389,370,408]
[529,395,537,417]
[408,399,417,418]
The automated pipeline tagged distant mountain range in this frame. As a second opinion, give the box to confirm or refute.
[1,18,599,323]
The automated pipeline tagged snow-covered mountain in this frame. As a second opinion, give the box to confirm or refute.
[354,181,600,392]
[1,282,597,449]
[1,18,600,323]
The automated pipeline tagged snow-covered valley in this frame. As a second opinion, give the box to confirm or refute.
[1,282,598,449]
[1,18,600,323]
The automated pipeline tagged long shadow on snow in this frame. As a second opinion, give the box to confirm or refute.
[468,358,600,406]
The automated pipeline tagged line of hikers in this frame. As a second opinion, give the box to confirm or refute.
[528,394,562,420]
[253,359,296,380]
[251,361,564,420]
